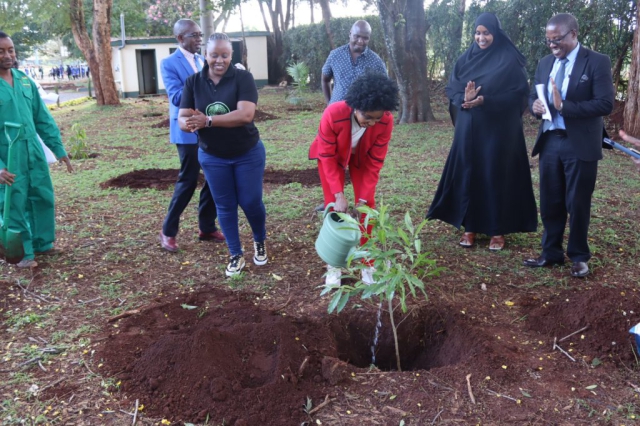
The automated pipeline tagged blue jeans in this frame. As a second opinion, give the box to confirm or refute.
[199,142,267,256]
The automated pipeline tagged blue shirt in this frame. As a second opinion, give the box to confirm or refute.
[547,42,580,130]
[321,44,387,104]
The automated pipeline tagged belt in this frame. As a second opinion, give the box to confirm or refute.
[545,129,567,137]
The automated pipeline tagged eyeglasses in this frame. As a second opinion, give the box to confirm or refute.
[544,30,572,45]
[183,32,204,39]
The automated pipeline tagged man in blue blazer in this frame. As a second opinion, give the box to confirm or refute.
[524,13,613,277]
[159,19,224,252]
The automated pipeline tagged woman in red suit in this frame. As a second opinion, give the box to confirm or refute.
[309,71,398,285]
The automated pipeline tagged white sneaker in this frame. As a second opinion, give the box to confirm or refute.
[361,266,376,285]
[226,254,246,277]
[325,265,341,286]
[253,241,267,265]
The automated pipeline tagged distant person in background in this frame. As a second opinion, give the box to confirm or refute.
[310,71,398,286]
[619,130,640,172]
[179,32,268,277]
[39,66,43,79]
[321,20,387,105]
[158,18,223,253]
[0,32,73,268]
[427,12,537,251]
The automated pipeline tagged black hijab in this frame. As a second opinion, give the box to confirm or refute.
[446,13,526,100]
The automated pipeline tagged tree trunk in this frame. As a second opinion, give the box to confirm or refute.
[92,0,120,105]
[625,5,640,136]
[612,35,632,94]
[213,10,232,33]
[309,0,314,24]
[445,0,465,80]
[200,0,213,43]
[69,0,104,105]
[318,0,334,50]
[377,0,434,123]
[266,0,286,83]
[259,0,271,32]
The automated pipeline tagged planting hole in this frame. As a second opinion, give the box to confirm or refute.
[330,306,477,371]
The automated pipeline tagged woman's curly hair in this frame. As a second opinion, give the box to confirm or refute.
[344,71,399,112]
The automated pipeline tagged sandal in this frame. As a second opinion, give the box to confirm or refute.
[489,235,505,251]
[459,232,476,247]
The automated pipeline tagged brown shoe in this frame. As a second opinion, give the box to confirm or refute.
[489,235,505,251]
[198,230,225,242]
[459,232,475,247]
[159,232,178,252]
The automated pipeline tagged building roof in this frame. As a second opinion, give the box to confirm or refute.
[110,32,271,46]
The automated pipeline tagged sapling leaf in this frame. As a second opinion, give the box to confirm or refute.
[327,291,343,313]
[404,211,414,234]
[397,228,409,245]
[336,293,350,312]
[520,389,532,398]
[414,239,422,253]
[320,284,337,296]
[378,228,387,244]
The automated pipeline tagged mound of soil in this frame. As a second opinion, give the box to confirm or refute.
[151,118,170,128]
[263,168,350,187]
[100,168,343,190]
[523,286,639,362]
[96,289,495,424]
[100,168,204,190]
[254,110,278,122]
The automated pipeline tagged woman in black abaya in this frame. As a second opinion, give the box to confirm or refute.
[427,12,537,251]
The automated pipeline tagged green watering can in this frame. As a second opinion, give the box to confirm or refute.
[0,122,25,264]
[315,203,361,268]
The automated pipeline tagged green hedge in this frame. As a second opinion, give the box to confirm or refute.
[283,16,388,89]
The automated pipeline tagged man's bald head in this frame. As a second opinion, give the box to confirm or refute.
[173,19,202,54]
[173,19,198,37]
[349,20,372,54]
[351,20,372,35]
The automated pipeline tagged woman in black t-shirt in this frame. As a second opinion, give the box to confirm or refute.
[179,33,267,277]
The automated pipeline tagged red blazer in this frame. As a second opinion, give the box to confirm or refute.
[309,101,393,203]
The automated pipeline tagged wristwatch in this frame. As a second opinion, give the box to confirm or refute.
[206,116,213,127]
[558,102,564,115]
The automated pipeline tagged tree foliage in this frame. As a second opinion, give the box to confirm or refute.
[423,0,635,92]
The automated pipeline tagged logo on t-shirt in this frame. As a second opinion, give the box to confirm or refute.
[206,102,230,116]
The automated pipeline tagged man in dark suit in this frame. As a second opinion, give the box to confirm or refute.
[524,13,613,278]
[159,19,224,252]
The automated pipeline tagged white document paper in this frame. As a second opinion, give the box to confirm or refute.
[38,135,57,164]
[535,84,553,121]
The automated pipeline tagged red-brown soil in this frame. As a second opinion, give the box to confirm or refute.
[94,282,640,424]
[100,167,336,190]
[99,169,204,191]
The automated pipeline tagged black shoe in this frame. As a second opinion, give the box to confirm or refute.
[570,261,589,278]
[523,255,565,268]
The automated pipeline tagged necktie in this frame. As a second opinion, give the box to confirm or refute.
[544,58,569,131]
[195,55,203,72]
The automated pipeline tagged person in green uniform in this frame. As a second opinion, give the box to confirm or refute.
[0,32,73,268]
